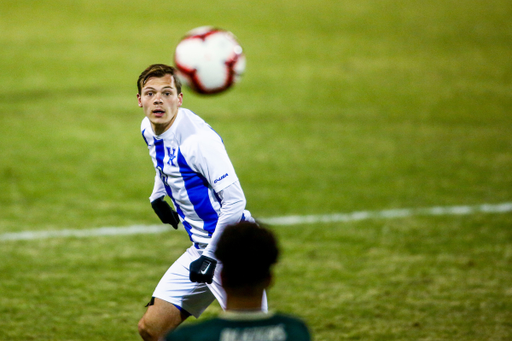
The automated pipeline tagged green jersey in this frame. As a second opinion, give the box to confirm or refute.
[165,311,311,341]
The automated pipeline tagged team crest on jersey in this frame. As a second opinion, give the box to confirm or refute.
[166,147,177,166]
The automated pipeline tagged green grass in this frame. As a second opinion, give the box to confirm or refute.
[275,214,512,340]
[1,0,512,340]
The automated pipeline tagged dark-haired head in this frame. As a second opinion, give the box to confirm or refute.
[137,64,182,95]
[215,221,279,292]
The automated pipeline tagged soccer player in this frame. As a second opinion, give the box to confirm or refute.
[165,221,311,341]
[136,64,259,341]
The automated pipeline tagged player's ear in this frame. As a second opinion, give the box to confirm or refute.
[178,92,183,107]
[137,93,143,107]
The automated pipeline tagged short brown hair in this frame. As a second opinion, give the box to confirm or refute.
[215,221,279,289]
[137,64,182,95]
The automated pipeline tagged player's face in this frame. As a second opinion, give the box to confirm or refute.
[137,74,183,135]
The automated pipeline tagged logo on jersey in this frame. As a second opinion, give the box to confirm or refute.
[214,173,229,184]
[166,147,177,166]
[220,325,287,341]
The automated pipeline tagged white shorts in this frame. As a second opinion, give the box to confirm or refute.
[152,245,268,318]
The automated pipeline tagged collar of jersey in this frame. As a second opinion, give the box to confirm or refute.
[220,310,275,321]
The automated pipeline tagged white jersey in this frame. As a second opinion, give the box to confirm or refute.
[141,108,248,252]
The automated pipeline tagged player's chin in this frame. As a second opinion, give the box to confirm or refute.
[149,114,168,123]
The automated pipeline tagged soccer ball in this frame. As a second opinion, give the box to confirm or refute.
[173,26,246,95]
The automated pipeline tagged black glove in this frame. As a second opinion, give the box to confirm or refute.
[151,196,180,230]
[189,255,217,284]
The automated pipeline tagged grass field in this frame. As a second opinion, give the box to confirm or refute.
[1,0,511,340]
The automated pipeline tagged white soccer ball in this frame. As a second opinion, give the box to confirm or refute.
[173,26,246,95]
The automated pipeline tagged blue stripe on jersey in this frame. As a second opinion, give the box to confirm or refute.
[142,129,149,146]
[180,219,194,241]
[154,139,177,204]
[177,148,219,233]
[154,138,165,170]
[154,139,193,241]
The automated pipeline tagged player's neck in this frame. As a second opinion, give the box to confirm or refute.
[225,293,264,311]
[152,111,178,135]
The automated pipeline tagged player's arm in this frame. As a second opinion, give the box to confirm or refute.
[202,181,246,258]
[186,133,246,283]
[189,181,246,283]
[149,170,167,202]
[149,170,180,230]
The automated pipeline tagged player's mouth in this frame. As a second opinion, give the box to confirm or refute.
[152,109,165,117]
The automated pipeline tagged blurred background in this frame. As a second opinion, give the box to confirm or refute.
[1,0,511,340]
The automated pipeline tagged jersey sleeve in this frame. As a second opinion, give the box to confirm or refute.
[202,181,246,259]
[149,170,167,202]
[182,132,239,193]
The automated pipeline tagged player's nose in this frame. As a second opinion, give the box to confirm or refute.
[153,94,163,104]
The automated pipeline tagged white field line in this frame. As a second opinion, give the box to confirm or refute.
[1,202,511,242]
[260,202,512,226]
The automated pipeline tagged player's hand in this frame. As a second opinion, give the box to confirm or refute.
[151,196,180,230]
[189,256,217,284]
